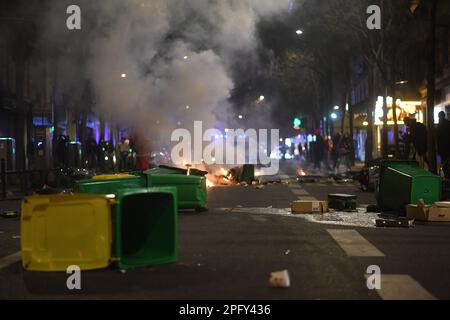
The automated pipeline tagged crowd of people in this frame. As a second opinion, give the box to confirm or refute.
[53,134,139,172]
[301,130,355,173]
[402,112,450,179]
[298,111,450,179]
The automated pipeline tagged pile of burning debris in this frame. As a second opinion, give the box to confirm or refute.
[174,163,261,188]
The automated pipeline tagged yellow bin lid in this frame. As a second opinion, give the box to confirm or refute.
[92,174,134,180]
[21,194,113,272]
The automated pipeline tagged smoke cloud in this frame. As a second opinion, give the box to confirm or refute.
[42,0,289,148]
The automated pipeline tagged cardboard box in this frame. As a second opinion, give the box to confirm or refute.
[292,201,328,214]
[406,202,450,222]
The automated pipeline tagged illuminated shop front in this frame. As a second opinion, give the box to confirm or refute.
[369,96,423,156]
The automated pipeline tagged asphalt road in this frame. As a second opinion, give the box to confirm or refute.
[1,176,450,299]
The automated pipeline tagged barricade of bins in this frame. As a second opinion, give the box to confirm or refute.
[21,187,178,271]
[21,167,208,272]
[75,169,207,211]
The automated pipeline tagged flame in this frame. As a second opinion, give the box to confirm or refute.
[297,168,307,176]
[206,178,215,188]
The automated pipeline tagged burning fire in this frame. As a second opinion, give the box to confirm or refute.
[206,178,215,188]
[297,168,307,176]
[174,162,237,188]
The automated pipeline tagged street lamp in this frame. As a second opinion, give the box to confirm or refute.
[333,105,340,110]
[238,115,243,120]
[296,29,303,35]
[121,73,127,78]
[330,112,338,120]
[259,95,265,102]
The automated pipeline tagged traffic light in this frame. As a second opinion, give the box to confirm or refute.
[293,117,303,130]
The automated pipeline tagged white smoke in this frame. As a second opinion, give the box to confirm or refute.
[44,0,289,148]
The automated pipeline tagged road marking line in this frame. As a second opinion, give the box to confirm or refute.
[298,196,319,201]
[0,251,21,270]
[328,229,385,257]
[368,275,436,300]
[291,188,310,196]
[251,216,269,222]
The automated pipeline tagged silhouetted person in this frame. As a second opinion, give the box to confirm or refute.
[85,133,98,169]
[118,138,130,172]
[313,134,325,170]
[331,132,341,170]
[56,134,68,168]
[401,129,412,160]
[437,111,450,179]
[337,133,352,171]
[404,117,428,169]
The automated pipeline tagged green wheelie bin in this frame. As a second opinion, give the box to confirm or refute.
[111,187,178,269]
[74,174,146,195]
[144,171,207,211]
[377,160,441,213]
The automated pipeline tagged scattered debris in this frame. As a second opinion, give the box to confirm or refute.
[366,204,381,213]
[34,184,60,195]
[220,206,382,228]
[376,218,415,228]
[328,194,357,211]
[406,200,450,222]
[297,176,318,183]
[1,210,18,218]
[269,270,291,288]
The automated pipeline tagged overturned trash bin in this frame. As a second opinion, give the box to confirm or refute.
[377,160,441,213]
[112,187,178,269]
[239,164,255,184]
[144,172,207,211]
[21,188,179,272]
[74,174,146,195]
[21,194,113,271]
[147,165,208,177]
